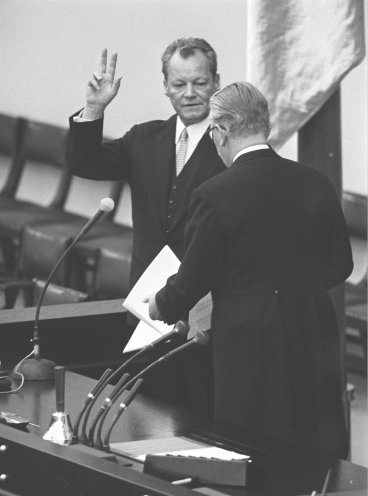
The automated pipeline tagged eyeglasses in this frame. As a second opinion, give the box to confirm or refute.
[206,124,226,139]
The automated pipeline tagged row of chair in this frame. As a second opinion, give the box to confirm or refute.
[1,113,366,364]
[0,112,133,306]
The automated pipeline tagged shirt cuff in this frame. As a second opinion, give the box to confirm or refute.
[73,109,98,122]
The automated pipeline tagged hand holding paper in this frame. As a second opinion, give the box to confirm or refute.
[123,245,213,352]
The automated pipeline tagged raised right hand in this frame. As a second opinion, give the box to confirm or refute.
[84,49,122,119]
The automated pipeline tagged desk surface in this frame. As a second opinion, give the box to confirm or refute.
[0,371,366,496]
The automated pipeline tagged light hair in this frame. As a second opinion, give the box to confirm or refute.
[161,38,217,79]
[210,82,271,138]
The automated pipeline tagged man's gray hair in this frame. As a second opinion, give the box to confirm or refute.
[210,82,271,138]
[161,38,217,79]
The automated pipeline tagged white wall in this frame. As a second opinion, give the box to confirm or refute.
[0,0,366,194]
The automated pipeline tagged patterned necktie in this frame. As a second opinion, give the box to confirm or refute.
[176,128,188,176]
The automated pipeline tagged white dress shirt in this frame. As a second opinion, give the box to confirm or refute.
[233,144,269,163]
[175,116,211,164]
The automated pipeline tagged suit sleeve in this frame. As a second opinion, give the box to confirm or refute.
[68,110,134,181]
[321,181,354,289]
[155,191,225,324]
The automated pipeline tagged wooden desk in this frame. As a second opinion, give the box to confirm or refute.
[0,371,366,496]
[0,299,130,374]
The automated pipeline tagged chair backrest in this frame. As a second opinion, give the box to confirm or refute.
[17,225,73,286]
[92,240,133,299]
[32,278,88,306]
[343,191,367,289]
[61,133,124,221]
[0,113,26,196]
[343,191,367,238]
[13,119,71,208]
[112,182,133,227]
[62,176,123,221]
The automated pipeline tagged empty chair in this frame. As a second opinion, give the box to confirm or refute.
[22,178,132,292]
[0,113,25,197]
[0,113,26,270]
[91,235,133,300]
[0,119,76,272]
[0,225,73,308]
[32,278,89,306]
[2,277,88,309]
[343,191,367,370]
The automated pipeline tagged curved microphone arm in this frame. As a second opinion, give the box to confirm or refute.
[33,204,112,357]
[103,378,144,451]
[115,330,210,401]
[87,372,131,447]
[95,320,188,387]
[74,321,189,444]
[72,368,113,443]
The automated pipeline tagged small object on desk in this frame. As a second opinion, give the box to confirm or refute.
[171,477,194,486]
[43,366,74,445]
[144,452,255,487]
[0,411,30,428]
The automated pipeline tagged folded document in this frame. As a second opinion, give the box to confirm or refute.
[123,245,212,352]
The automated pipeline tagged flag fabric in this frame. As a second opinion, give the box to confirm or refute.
[246,0,366,149]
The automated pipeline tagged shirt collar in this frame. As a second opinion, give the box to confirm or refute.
[233,144,269,163]
[176,116,211,144]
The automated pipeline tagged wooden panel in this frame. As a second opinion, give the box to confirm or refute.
[0,300,131,374]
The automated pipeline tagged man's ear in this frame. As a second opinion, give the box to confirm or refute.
[214,74,220,91]
[219,129,228,147]
[163,79,169,96]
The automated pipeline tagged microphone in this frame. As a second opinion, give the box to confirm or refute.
[116,329,210,395]
[87,372,131,447]
[103,378,144,451]
[72,368,113,443]
[15,198,115,381]
[73,320,189,444]
[96,329,210,449]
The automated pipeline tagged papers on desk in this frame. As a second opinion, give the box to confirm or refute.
[123,245,212,352]
[110,435,248,462]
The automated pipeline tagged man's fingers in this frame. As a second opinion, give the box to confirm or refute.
[87,78,100,90]
[107,52,118,79]
[99,48,107,75]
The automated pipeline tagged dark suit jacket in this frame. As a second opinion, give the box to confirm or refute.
[156,148,354,458]
[69,113,226,289]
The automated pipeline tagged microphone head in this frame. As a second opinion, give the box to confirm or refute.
[193,330,210,346]
[173,320,190,337]
[100,197,115,212]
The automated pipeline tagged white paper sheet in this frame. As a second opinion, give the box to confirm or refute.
[123,320,165,353]
[122,245,213,352]
[110,435,248,462]
[122,246,179,352]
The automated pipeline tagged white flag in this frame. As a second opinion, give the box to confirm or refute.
[246,0,366,148]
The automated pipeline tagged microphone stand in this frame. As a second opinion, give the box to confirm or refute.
[72,368,113,444]
[102,378,144,451]
[14,201,114,381]
[73,320,189,443]
[98,330,210,450]
[86,372,131,446]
